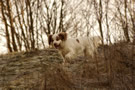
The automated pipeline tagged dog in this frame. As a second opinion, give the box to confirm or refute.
[48,32,101,63]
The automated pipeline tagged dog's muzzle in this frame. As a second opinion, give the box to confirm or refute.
[54,43,60,49]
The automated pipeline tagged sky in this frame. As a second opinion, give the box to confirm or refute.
[0,36,7,54]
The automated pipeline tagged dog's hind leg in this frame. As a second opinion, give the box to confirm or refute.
[84,47,94,61]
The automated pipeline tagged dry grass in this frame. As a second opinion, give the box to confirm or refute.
[0,42,135,90]
[40,42,135,90]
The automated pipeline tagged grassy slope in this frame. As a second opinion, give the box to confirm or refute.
[0,43,135,90]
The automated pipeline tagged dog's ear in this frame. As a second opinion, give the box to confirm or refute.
[58,32,67,41]
[48,34,53,45]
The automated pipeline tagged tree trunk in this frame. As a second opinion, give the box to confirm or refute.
[1,0,12,52]
[6,0,18,52]
[98,0,104,44]
[123,0,130,42]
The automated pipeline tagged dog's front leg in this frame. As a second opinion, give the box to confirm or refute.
[59,52,66,65]
[65,52,75,61]
[61,54,70,66]
[61,50,75,65]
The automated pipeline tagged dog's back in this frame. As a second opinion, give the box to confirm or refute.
[76,36,101,57]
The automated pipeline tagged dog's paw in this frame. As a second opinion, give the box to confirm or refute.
[65,53,73,60]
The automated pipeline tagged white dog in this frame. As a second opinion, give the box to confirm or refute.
[48,32,101,63]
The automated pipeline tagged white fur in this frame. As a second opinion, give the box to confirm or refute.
[50,33,101,63]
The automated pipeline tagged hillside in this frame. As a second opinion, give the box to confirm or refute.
[0,43,135,90]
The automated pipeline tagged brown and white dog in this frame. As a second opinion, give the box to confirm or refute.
[48,32,101,63]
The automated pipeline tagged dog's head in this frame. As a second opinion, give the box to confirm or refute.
[48,32,67,49]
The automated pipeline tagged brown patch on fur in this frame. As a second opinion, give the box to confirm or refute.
[56,36,60,41]
[48,35,53,45]
[76,39,80,43]
[58,32,67,41]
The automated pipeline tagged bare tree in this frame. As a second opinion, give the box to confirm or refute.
[0,0,134,53]
[26,0,35,50]
[58,0,64,32]
[128,0,135,42]
[93,0,104,44]
[15,0,28,51]
[105,0,111,44]
[115,0,130,42]
[0,0,12,52]
[6,0,18,51]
